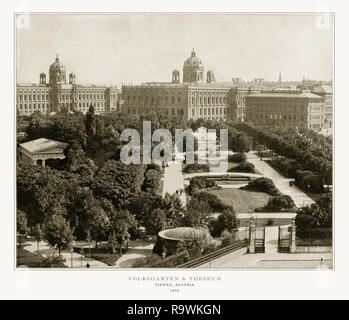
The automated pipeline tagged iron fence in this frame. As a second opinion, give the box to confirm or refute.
[296,228,332,247]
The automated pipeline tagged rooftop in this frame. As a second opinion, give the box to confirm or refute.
[247,92,323,99]
[312,85,333,94]
[20,138,67,154]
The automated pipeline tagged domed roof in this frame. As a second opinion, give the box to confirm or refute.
[49,54,66,71]
[184,49,203,67]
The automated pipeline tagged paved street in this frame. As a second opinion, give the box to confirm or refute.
[197,252,333,269]
[247,152,315,208]
[22,241,108,268]
[162,161,187,206]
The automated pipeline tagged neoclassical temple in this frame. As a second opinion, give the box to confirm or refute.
[19,138,68,167]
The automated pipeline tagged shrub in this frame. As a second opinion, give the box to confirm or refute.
[146,163,162,173]
[187,176,218,194]
[295,170,324,193]
[229,161,255,173]
[142,169,161,193]
[192,192,227,212]
[220,230,236,248]
[210,207,239,237]
[41,255,67,268]
[201,242,219,255]
[183,163,210,173]
[132,254,163,268]
[266,219,274,226]
[256,195,296,212]
[268,158,303,178]
[228,153,247,163]
[296,203,332,230]
[241,177,281,196]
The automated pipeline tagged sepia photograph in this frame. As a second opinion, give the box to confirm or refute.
[15,13,333,271]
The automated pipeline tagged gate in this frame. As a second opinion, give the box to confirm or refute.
[278,226,291,253]
[254,227,265,253]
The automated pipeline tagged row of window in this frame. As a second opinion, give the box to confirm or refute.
[17,91,118,102]
[126,96,183,106]
[249,113,306,121]
[193,107,227,117]
[17,93,49,101]
[126,106,184,116]
[248,104,309,112]
[191,96,227,106]
[18,103,49,110]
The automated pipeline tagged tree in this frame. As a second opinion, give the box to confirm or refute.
[317,192,332,214]
[230,131,250,153]
[143,208,167,235]
[44,215,74,255]
[100,198,136,254]
[142,169,161,194]
[211,207,239,237]
[295,204,332,230]
[85,105,96,137]
[63,141,97,184]
[161,193,185,228]
[31,224,44,255]
[92,160,145,210]
[17,209,29,247]
[182,199,212,228]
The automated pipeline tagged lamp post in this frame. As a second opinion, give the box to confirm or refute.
[70,248,74,268]
[80,248,84,268]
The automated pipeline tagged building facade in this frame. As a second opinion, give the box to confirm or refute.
[311,85,333,129]
[16,55,120,116]
[245,91,326,129]
[122,49,237,121]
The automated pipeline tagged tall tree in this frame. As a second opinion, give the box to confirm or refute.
[44,215,74,255]
[17,209,29,247]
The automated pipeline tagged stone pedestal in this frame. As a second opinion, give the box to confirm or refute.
[249,217,256,254]
[290,218,297,253]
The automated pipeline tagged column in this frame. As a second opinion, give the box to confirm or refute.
[249,217,256,254]
[290,218,297,253]
[42,160,45,168]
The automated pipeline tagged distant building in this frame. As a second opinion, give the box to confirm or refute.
[16,54,120,116]
[245,91,325,130]
[19,138,68,167]
[312,85,333,129]
[122,49,238,121]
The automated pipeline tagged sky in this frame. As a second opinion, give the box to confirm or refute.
[16,14,333,87]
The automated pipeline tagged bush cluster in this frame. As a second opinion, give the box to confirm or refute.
[187,177,218,194]
[183,163,210,173]
[228,153,247,163]
[255,195,295,212]
[240,177,281,196]
[41,255,67,268]
[295,170,324,193]
[229,161,256,173]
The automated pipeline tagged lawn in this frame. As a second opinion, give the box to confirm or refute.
[207,189,271,213]
[182,161,239,173]
[73,246,121,266]
[239,218,293,227]
[17,246,43,268]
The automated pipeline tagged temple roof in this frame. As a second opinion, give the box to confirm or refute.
[20,138,67,154]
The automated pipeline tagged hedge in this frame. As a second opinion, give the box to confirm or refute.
[229,161,256,173]
[240,177,281,196]
[228,153,247,163]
